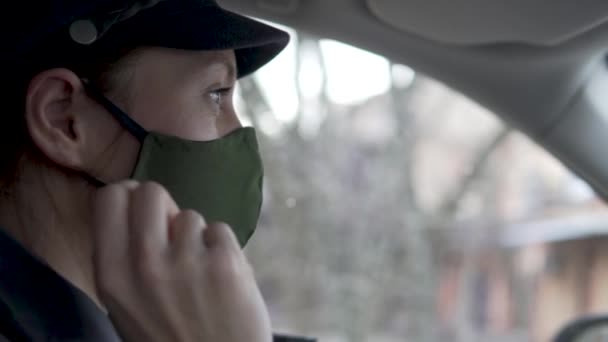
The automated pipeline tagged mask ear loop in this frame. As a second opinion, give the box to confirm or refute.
[81,78,148,142]
[80,78,149,187]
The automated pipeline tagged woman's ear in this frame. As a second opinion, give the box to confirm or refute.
[24,68,91,171]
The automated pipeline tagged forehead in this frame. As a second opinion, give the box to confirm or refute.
[133,47,237,81]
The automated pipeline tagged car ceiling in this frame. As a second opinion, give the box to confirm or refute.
[369,0,608,46]
[219,0,608,199]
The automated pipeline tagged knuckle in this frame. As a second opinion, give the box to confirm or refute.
[120,179,140,188]
[178,209,205,223]
[172,210,205,240]
[98,183,118,193]
[100,180,137,194]
[138,181,168,199]
[96,183,123,199]
[172,224,199,246]
[174,220,198,235]
[204,222,239,247]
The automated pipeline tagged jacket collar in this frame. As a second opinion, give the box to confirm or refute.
[0,228,121,341]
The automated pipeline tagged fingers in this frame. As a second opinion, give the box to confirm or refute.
[128,182,180,257]
[202,222,254,295]
[94,180,241,274]
[95,180,239,258]
[170,209,206,254]
[92,180,271,342]
[203,222,240,252]
[93,180,139,274]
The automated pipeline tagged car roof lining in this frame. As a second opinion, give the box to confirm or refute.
[367,0,608,46]
[218,0,608,198]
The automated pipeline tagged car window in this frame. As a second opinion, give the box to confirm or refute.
[241,24,608,342]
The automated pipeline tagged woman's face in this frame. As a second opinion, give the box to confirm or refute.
[126,48,240,141]
[82,48,242,182]
[24,47,241,185]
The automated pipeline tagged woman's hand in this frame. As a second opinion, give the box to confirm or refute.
[92,181,271,342]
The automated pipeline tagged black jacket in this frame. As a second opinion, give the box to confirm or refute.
[0,228,315,342]
[0,228,121,341]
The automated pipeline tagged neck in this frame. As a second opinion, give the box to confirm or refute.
[0,162,104,310]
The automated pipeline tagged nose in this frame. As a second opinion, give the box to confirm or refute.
[217,105,243,137]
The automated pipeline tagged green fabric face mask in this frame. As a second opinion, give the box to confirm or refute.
[132,128,263,246]
[84,81,263,247]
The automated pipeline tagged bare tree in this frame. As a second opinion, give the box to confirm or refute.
[242,32,512,342]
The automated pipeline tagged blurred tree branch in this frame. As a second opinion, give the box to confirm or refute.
[436,127,512,223]
[389,62,421,215]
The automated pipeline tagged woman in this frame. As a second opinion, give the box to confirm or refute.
[0,0,296,340]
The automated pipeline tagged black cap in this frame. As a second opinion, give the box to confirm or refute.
[6,0,290,78]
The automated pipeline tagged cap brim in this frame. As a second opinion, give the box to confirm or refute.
[99,1,290,78]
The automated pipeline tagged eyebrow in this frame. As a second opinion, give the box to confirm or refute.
[206,59,237,82]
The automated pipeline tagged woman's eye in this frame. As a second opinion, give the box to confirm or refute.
[210,91,222,104]
[209,88,232,105]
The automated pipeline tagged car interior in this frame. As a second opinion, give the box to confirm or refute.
[217,0,608,341]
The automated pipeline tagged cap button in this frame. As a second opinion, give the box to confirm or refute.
[69,19,98,45]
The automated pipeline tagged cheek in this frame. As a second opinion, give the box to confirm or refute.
[172,111,220,141]
[132,92,221,141]
[217,102,242,135]
[88,128,141,182]
[106,134,141,181]
[80,105,136,181]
